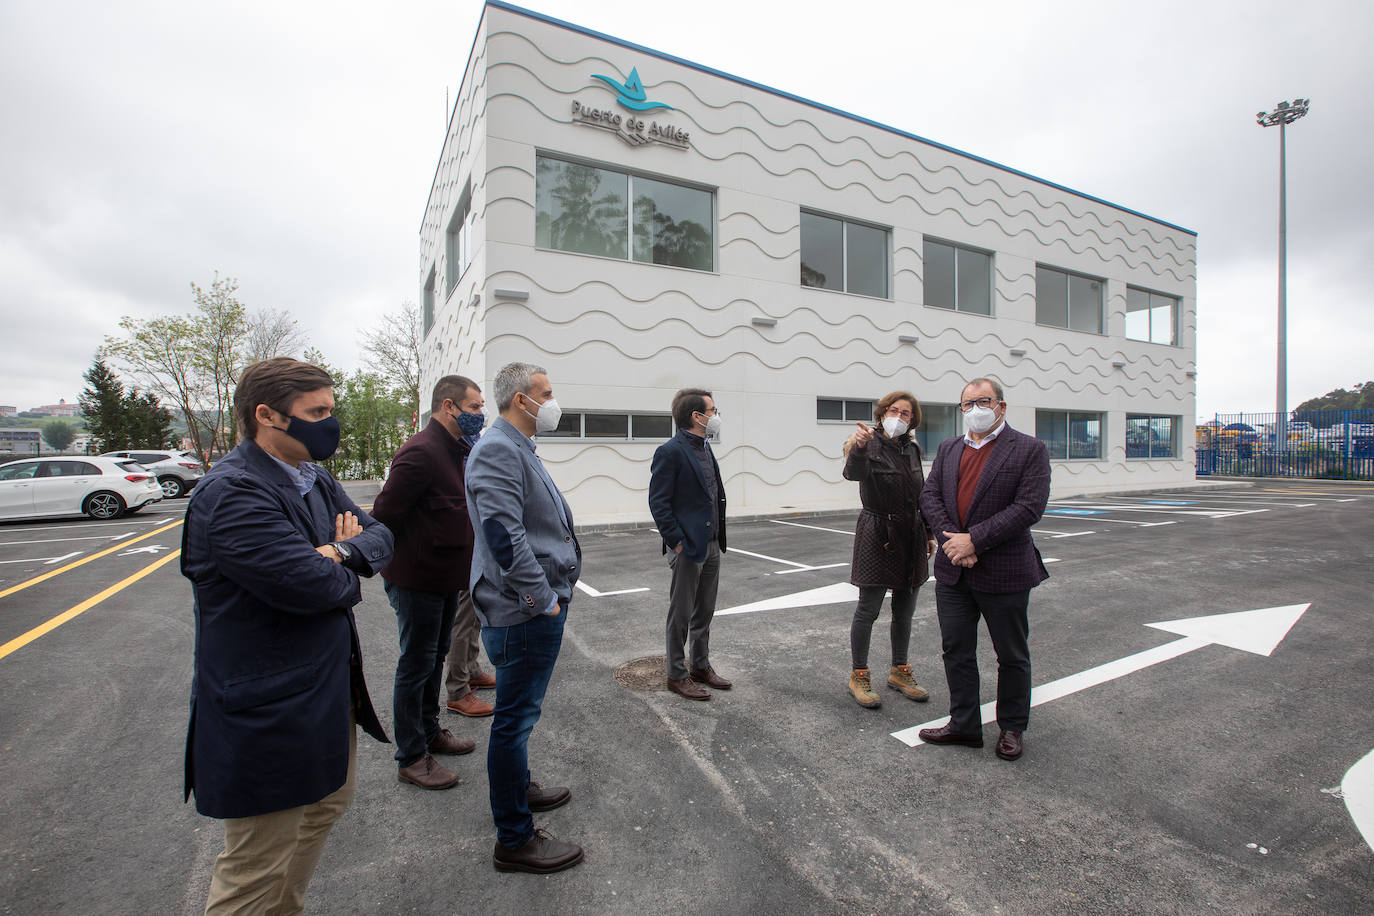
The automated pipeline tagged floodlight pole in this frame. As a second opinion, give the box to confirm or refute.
[1257,98,1309,455]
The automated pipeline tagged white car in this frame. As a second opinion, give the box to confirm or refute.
[0,456,163,521]
[100,448,204,498]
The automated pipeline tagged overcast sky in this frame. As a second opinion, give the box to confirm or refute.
[1,0,1369,420]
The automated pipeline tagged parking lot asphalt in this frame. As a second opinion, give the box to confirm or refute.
[1,480,1372,915]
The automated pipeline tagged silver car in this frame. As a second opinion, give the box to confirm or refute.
[101,449,204,498]
[0,456,163,521]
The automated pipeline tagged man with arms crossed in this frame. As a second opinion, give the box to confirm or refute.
[465,362,583,873]
[183,357,393,914]
[917,378,1049,761]
[648,387,731,701]
[372,375,485,791]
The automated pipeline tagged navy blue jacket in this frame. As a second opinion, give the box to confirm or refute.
[182,439,393,819]
[648,429,727,562]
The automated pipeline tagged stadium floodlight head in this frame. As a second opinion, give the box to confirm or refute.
[1257,98,1310,128]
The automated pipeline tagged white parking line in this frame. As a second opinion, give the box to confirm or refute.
[1044,530,1095,538]
[0,551,83,565]
[575,580,649,598]
[769,519,854,536]
[0,518,165,534]
[0,532,134,548]
[774,562,849,575]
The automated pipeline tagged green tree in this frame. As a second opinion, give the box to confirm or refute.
[1295,381,1374,414]
[41,419,77,452]
[360,302,421,424]
[79,357,129,451]
[127,391,175,449]
[323,370,410,480]
[104,272,249,464]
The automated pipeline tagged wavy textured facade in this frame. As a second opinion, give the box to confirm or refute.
[419,2,1198,521]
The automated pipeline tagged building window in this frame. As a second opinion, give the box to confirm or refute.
[1126,287,1178,345]
[1036,265,1103,333]
[535,155,713,272]
[536,411,675,441]
[913,403,960,455]
[1036,410,1104,459]
[800,212,889,298]
[445,184,472,297]
[923,239,992,315]
[422,267,436,338]
[816,398,875,423]
[1126,415,1178,458]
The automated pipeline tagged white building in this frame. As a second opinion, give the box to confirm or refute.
[419,1,1198,522]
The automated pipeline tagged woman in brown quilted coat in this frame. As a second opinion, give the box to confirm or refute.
[841,391,937,708]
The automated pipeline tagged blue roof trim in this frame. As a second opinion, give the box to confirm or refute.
[486,0,1196,237]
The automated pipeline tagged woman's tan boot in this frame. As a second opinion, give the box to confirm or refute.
[888,664,929,702]
[849,668,881,708]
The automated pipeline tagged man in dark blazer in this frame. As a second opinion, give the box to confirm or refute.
[182,357,393,914]
[917,377,1050,761]
[465,362,583,874]
[371,375,485,792]
[648,387,730,701]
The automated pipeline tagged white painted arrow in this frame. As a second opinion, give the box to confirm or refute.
[574,580,649,598]
[717,581,858,616]
[892,603,1311,746]
[1342,749,1374,852]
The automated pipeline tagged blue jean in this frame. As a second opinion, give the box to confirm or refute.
[482,610,566,849]
[385,581,459,767]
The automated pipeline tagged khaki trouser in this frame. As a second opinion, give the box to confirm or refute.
[444,589,484,702]
[204,725,357,916]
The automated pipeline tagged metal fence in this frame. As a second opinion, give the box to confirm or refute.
[1196,409,1374,479]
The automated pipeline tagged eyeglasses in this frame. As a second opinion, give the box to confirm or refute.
[958,397,999,411]
[885,407,914,420]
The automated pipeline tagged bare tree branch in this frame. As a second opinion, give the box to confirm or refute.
[244,308,308,364]
[360,301,421,418]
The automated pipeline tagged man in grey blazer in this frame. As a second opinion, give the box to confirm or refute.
[465,362,584,874]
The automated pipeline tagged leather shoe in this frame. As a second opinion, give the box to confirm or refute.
[689,666,732,690]
[398,754,461,790]
[493,828,584,874]
[528,780,571,812]
[996,729,1024,761]
[667,677,710,700]
[429,728,476,756]
[470,670,497,690]
[447,693,494,717]
[917,722,984,748]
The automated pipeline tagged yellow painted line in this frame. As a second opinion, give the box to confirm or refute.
[0,549,182,660]
[0,519,183,601]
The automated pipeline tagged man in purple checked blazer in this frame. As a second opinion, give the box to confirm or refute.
[917,378,1050,761]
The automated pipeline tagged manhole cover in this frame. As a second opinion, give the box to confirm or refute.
[614,656,668,691]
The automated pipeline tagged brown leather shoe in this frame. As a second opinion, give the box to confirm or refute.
[917,723,985,748]
[996,729,1024,761]
[470,670,497,690]
[398,754,461,790]
[493,828,584,874]
[667,677,710,700]
[447,693,494,717]
[689,666,732,690]
[429,728,476,756]
[528,780,571,812]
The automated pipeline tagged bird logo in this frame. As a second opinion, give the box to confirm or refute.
[590,67,674,112]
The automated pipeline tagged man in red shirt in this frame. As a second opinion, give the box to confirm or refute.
[917,378,1050,761]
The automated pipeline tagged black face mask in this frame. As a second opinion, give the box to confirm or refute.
[280,414,341,460]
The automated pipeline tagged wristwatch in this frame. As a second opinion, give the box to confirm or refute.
[330,541,354,562]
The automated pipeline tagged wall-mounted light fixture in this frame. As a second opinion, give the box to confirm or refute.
[1009,348,1026,357]
[1185,370,1197,378]
[898,335,919,344]
[1112,360,1126,368]
[492,288,529,301]
[470,293,481,308]
[751,316,777,327]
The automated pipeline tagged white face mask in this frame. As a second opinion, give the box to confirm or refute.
[881,416,909,438]
[701,412,722,438]
[523,394,562,434]
[963,404,999,435]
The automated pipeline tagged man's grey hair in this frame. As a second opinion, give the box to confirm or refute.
[962,377,1004,401]
[493,362,548,412]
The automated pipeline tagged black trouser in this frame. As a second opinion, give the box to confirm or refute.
[850,586,917,669]
[934,580,1031,733]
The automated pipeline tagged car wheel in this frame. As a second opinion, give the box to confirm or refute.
[84,491,127,520]
[159,476,185,499]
